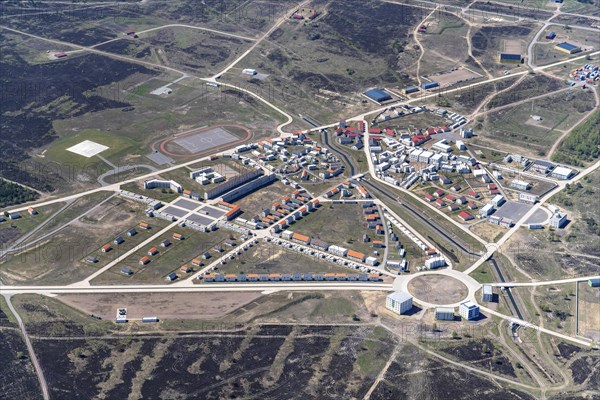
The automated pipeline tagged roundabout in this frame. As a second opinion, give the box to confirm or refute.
[393,268,482,308]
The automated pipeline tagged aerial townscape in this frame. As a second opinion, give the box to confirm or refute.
[0,0,599,399]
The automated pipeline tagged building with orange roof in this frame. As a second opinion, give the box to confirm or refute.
[347,249,366,262]
[148,247,158,256]
[139,222,150,229]
[192,258,202,266]
[172,232,184,240]
[291,232,311,245]
[101,244,112,253]
[357,185,370,198]
[27,207,38,215]
[180,265,192,273]
[246,273,260,281]
[139,256,150,265]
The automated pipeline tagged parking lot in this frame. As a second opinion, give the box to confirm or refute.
[172,198,200,211]
[493,201,532,221]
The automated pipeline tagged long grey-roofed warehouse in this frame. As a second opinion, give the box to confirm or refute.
[363,88,392,103]
[222,174,277,203]
[205,169,263,199]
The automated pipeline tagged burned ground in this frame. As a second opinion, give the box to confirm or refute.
[0,40,158,191]
[437,338,517,378]
[0,330,43,400]
[370,344,535,400]
[29,325,397,400]
[569,355,600,386]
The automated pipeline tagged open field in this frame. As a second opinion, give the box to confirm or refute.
[220,0,427,126]
[0,198,169,285]
[368,342,537,399]
[234,179,292,216]
[418,14,473,77]
[58,292,263,321]
[212,242,354,276]
[408,274,468,304]
[290,202,378,258]
[0,201,66,247]
[0,330,43,400]
[91,225,237,285]
[552,108,600,167]
[422,75,521,115]
[97,26,253,76]
[577,281,600,342]
[470,24,540,74]
[2,31,284,195]
[477,86,595,157]
[533,25,600,66]
[504,171,600,280]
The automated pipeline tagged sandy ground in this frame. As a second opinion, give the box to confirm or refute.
[408,274,468,305]
[57,292,263,320]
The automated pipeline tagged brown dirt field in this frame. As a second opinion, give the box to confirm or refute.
[469,221,507,242]
[57,292,263,320]
[408,274,468,305]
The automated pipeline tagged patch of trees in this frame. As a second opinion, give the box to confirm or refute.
[0,179,39,208]
[552,109,600,166]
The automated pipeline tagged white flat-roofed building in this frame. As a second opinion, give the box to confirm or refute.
[386,291,413,315]
[435,307,455,320]
[482,285,493,302]
[551,166,573,180]
[491,195,505,207]
[419,151,434,163]
[425,256,446,269]
[479,204,494,217]
[519,192,538,204]
[432,140,452,153]
[328,245,348,257]
[144,179,183,193]
[511,180,531,190]
[549,211,568,228]
[459,301,480,320]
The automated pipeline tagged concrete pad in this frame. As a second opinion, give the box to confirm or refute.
[172,198,201,211]
[67,140,109,158]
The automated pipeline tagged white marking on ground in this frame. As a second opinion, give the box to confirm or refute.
[66,140,109,158]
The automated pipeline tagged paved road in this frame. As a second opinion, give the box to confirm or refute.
[487,275,600,287]
[480,304,592,347]
[0,282,394,295]
[97,164,158,186]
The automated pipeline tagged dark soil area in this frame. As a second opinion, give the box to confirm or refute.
[2,6,124,46]
[470,3,553,21]
[439,339,517,377]
[569,355,600,385]
[0,40,157,191]
[471,25,533,57]
[372,345,534,399]
[262,0,425,94]
[436,75,520,114]
[22,325,400,399]
[0,330,43,400]
[488,74,563,109]
[557,342,583,360]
